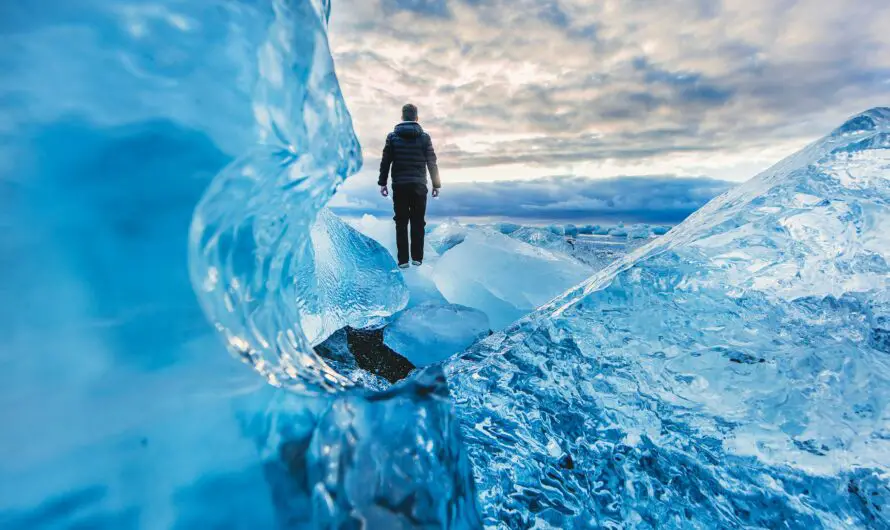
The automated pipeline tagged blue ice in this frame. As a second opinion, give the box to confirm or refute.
[3,0,890,527]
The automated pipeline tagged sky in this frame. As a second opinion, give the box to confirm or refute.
[327,0,890,223]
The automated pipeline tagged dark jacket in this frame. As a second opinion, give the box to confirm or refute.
[378,122,441,189]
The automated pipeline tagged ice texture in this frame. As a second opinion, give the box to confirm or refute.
[384,302,491,366]
[260,368,481,528]
[445,108,890,528]
[494,222,521,234]
[427,218,469,254]
[508,224,654,270]
[1,0,478,527]
[432,227,593,329]
[300,208,408,345]
[508,225,578,258]
[0,1,295,525]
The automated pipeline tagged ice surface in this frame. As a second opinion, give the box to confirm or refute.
[509,224,653,270]
[626,223,651,240]
[299,208,408,345]
[0,2,295,525]
[9,0,890,527]
[2,0,477,527]
[384,302,491,366]
[509,225,581,261]
[427,218,469,254]
[259,369,481,528]
[494,221,521,234]
[445,108,890,528]
[432,227,593,329]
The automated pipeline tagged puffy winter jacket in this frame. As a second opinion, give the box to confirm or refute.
[378,121,441,189]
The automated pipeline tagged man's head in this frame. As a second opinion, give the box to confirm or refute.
[402,103,418,122]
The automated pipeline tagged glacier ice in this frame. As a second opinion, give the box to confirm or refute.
[384,302,491,366]
[1,0,478,527]
[7,0,890,526]
[494,221,522,234]
[300,208,408,346]
[427,218,470,254]
[0,1,293,526]
[432,227,593,329]
[508,225,579,259]
[445,107,890,528]
[258,368,481,528]
[508,224,654,270]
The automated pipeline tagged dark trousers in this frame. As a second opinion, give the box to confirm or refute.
[392,183,428,264]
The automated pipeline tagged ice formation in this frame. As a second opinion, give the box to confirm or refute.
[427,218,469,254]
[2,0,478,527]
[509,225,579,259]
[5,0,890,527]
[445,108,890,528]
[384,303,491,366]
[300,208,408,345]
[432,227,593,329]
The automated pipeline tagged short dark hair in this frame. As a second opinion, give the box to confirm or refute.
[402,103,418,122]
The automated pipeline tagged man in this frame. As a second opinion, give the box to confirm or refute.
[378,103,441,268]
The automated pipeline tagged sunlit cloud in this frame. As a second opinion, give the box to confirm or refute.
[330,0,890,185]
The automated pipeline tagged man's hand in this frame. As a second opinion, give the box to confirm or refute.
[380,185,389,197]
[431,188,440,198]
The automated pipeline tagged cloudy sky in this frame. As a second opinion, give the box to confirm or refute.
[327,0,890,222]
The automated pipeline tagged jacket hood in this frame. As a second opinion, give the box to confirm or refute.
[394,121,423,138]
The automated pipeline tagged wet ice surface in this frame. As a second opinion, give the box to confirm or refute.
[384,302,491,366]
[300,208,408,346]
[431,227,593,330]
[2,0,479,527]
[445,108,890,528]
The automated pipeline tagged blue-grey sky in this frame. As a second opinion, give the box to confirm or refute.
[328,0,890,221]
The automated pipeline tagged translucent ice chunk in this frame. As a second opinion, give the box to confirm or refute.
[1,0,481,526]
[299,208,408,345]
[384,302,490,366]
[427,218,469,254]
[349,214,447,308]
[432,228,592,329]
[509,225,578,259]
[446,108,890,528]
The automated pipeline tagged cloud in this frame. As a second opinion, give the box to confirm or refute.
[329,0,890,182]
[330,174,735,224]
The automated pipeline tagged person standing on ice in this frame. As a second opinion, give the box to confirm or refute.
[378,103,441,268]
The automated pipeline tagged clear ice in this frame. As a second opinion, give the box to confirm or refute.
[3,0,890,527]
[300,208,408,346]
[432,227,593,329]
[384,302,491,366]
[446,107,890,528]
[1,0,477,527]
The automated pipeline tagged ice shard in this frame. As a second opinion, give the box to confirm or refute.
[433,227,593,329]
[446,108,890,528]
[1,0,478,527]
[300,208,408,346]
[384,302,491,366]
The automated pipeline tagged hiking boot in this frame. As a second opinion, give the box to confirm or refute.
[411,260,422,266]
[398,263,410,269]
